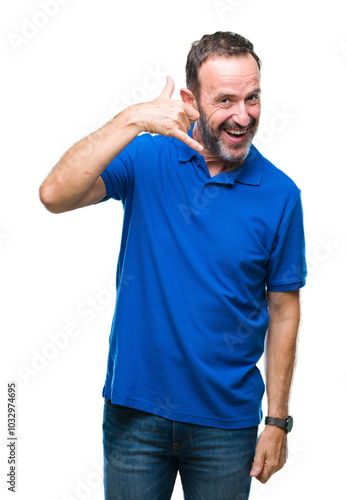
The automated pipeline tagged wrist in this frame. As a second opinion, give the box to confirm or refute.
[267,411,288,419]
[264,423,287,435]
[265,415,293,433]
[267,405,288,420]
[114,105,144,135]
[123,103,149,134]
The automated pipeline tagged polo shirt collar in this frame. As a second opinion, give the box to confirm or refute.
[176,132,198,163]
[177,124,263,186]
[235,145,263,186]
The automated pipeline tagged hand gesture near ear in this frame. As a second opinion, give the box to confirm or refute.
[134,76,203,152]
[39,76,203,214]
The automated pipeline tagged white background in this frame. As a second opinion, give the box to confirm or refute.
[1,0,345,498]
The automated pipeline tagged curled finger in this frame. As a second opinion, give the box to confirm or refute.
[174,129,203,152]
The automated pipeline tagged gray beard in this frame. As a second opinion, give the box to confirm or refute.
[197,107,258,165]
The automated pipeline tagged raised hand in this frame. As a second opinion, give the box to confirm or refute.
[134,76,203,152]
[39,76,203,214]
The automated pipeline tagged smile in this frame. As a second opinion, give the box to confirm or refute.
[224,128,247,135]
[223,128,248,144]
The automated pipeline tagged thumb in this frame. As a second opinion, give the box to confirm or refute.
[158,76,175,99]
[250,455,264,477]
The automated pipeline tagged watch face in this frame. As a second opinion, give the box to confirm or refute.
[286,416,293,432]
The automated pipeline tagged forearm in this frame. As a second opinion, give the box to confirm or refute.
[265,290,300,418]
[39,106,140,213]
[39,77,201,214]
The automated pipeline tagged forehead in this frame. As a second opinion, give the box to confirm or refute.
[198,54,260,96]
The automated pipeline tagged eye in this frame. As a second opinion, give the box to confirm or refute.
[247,93,260,102]
[218,97,232,107]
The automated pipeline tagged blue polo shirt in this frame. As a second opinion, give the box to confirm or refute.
[100,127,307,429]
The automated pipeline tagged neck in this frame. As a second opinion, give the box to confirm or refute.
[192,122,244,177]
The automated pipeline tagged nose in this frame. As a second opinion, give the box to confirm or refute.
[231,101,250,128]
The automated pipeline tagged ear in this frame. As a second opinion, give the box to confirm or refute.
[180,88,198,109]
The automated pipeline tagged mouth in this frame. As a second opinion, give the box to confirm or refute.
[223,127,248,144]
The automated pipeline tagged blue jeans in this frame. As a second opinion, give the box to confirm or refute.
[102,399,258,500]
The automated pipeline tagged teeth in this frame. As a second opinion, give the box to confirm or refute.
[225,129,246,135]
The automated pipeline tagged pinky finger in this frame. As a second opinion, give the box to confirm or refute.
[174,129,204,152]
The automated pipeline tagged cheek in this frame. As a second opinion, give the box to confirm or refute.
[207,108,231,128]
[249,104,261,121]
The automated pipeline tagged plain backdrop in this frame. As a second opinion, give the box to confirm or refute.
[1,0,345,498]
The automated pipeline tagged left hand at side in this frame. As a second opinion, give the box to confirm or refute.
[250,424,288,483]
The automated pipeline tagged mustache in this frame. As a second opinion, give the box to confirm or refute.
[219,116,257,131]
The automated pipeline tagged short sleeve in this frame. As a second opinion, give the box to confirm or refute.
[99,137,139,203]
[266,191,307,291]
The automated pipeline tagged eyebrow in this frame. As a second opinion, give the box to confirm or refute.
[248,88,261,96]
[214,87,261,100]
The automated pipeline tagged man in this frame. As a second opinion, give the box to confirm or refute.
[40,32,307,500]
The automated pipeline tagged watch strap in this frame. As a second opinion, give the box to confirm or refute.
[265,416,292,432]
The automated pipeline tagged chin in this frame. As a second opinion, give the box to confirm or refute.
[219,142,252,164]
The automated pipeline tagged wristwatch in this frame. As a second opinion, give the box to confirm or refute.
[265,416,293,433]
